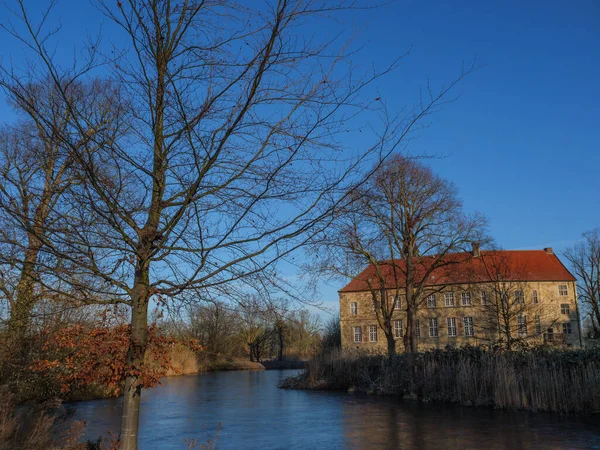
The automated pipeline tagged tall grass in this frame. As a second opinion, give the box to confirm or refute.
[282,347,600,414]
[0,388,88,450]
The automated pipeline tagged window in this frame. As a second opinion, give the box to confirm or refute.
[463,317,474,337]
[545,328,554,342]
[447,317,457,337]
[515,290,524,304]
[444,292,455,307]
[481,291,488,306]
[350,302,357,316]
[562,322,572,335]
[560,304,570,315]
[393,295,401,309]
[461,292,471,306]
[535,315,541,335]
[353,326,362,343]
[394,319,403,339]
[426,294,437,308]
[416,319,420,338]
[369,325,378,342]
[372,300,378,313]
[517,314,527,337]
[532,290,538,304]
[558,285,568,296]
[429,318,439,337]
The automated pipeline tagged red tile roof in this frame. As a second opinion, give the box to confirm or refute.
[339,250,576,292]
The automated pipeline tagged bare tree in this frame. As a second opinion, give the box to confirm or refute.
[564,229,600,340]
[0,80,118,340]
[473,250,557,350]
[1,2,472,447]
[313,155,487,356]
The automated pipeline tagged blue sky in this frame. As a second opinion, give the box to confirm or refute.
[1,1,599,317]
[309,0,600,315]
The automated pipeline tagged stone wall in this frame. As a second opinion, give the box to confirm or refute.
[339,280,580,353]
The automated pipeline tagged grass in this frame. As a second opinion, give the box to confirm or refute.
[0,387,88,450]
[281,346,600,414]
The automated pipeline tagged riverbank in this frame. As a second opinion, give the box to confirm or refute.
[280,347,600,414]
[65,356,304,402]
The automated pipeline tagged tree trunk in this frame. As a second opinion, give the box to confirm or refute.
[119,259,150,450]
[385,328,396,359]
[9,241,42,341]
[278,324,284,361]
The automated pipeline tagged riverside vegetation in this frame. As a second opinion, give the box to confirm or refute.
[281,346,600,414]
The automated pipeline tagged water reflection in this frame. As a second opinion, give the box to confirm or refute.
[71,370,600,449]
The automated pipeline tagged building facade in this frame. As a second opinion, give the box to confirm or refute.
[339,248,581,352]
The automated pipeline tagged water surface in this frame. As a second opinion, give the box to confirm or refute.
[72,369,600,449]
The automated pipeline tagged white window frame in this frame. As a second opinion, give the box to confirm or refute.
[562,322,572,335]
[558,285,568,296]
[444,292,455,307]
[393,295,401,309]
[532,290,538,304]
[463,317,474,337]
[369,325,378,342]
[447,317,457,337]
[350,302,357,316]
[560,304,570,315]
[393,319,403,339]
[429,318,439,337]
[515,290,525,304]
[426,294,436,308]
[461,292,471,306]
[481,290,488,306]
[353,326,362,343]
[517,314,527,337]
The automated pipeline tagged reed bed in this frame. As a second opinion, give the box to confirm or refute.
[281,347,600,414]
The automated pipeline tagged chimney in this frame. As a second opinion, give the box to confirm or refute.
[544,247,553,254]
[471,242,481,258]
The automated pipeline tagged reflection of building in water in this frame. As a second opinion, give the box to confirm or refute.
[339,247,581,352]
[340,396,582,449]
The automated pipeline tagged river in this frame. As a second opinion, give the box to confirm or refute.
[70,369,600,449]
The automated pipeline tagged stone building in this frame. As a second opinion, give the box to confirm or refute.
[339,247,581,352]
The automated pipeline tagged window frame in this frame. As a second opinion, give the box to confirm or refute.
[353,326,362,343]
[393,319,403,339]
[461,291,472,306]
[515,290,525,305]
[447,317,457,337]
[350,302,358,316]
[426,294,437,308]
[481,290,488,306]
[534,315,541,335]
[558,285,568,296]
[517,314,527,337]
[369,325,378,342]
[532,290,538,304]
[560,304,570,315]
[429,318,439,337]
[562,322,572,335]
[444,292,455,307]
[463,316,474,337]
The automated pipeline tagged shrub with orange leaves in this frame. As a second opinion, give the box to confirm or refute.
[30,323,201,396]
